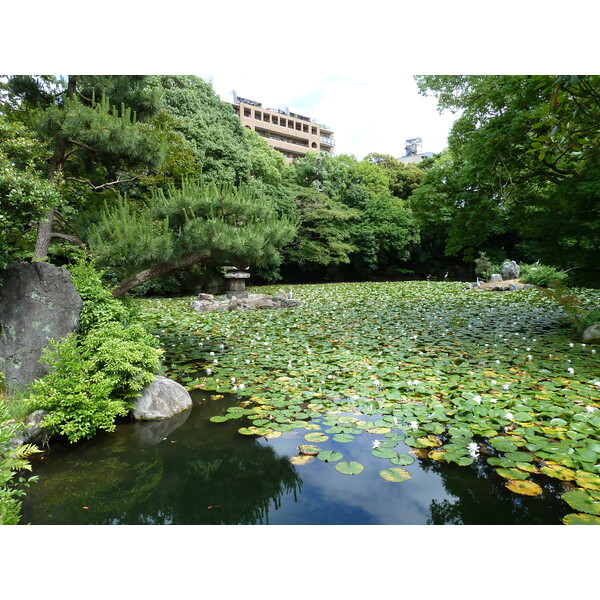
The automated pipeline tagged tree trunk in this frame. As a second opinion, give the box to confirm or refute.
[33,76,77,260]
[111,250,211,298]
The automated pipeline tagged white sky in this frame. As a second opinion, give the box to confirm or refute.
[6,1,598,162]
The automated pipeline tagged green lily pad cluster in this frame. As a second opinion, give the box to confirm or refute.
[136,281,600,523]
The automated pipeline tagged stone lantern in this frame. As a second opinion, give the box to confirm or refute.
[224,267,250,299]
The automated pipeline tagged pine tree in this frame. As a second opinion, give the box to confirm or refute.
[87,178,298,297]
[5,75,165,259]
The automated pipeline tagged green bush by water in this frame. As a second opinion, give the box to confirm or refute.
[520,263,569,288]
[25,256,162,443]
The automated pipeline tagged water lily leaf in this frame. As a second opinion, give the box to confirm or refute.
[391,453,416,466]
[264,431,282,439]
[332,433,355,443]
[335,461,364,475]
[209,415,229,423]
[563,513,600,525]
[562,490,600,515]
[575,470,600,492]
[516,462,540,474]
[504,451,534,463]
[304,432,328,443]
[237,427,258,435]
[289,454,314,466]
[505,480,544,496]
[298,444,321,456]
[496,468,530,480]
[317,450,343,462]
[367,427,391,434]
[372,447,398,459]
[380,468,411,482]
[417,435,442,448]
[540,463,576,481]
[427,450,447,462]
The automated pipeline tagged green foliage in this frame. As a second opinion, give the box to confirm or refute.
[0,115,61,269]
[520,263,569,288]
[26,323,160,443]
[474,252,499,280]
[89,178,298,294]
[67,254,132,333]
[0,401,40,524]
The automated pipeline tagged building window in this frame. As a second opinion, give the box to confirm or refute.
[296,122,301,131]
[311,126,317,135]
[311,142,317,148]
[244,108,251,118]
[263,113,270,123]
[272,116,278,125]
[280,118,286,127]
[288,120,294,129]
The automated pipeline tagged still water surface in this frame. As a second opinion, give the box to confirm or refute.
[20,391,569,525]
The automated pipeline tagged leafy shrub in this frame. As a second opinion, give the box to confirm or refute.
[67,254,133,334]
[26,323,161,443]
[520,263,569,288]
[0,402,40,524]
[474,252,501,280]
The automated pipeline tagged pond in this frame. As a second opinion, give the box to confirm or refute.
[21,390,573,525]
[19,281,600,525]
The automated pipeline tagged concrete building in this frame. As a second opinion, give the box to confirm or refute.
[397,137,434,164]
[229,93,335,162]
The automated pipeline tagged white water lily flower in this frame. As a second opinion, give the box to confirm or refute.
[410,421,418,430]
[567,367,575,374]
[393,416,398,426]
[586,406,596,413]
[505,412,514,420]
[527,355,533,361]
[569,343,574,347]
[238,384,245,389]
[490,380,497,385]
[467,442,480,458]
[206,368,212,375]
[473,395,482,404]
[372,439,381,449]
[502,384,510,391]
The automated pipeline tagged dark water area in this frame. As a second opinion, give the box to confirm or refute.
[20,390,570,525]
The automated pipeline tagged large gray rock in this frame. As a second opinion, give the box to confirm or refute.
[501,261,520,280]
[130,376,193,420]
[10,409,51,447]
[0,262,82,392]
[582,323,600,344]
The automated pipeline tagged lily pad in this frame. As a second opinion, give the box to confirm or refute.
[379,468,411,482]
[298,445,320,456]
[390,453,416,466]
[289,455,314,466]
[335,461,365,475]
[304,432,329,443]
[209,415,229,423]
[562,513,600,525]
[372,447,398,459]
[332,433,355,443]
[496,468,530,481]
[562,490,600,515]
[505,480,544,496]
[575,470,600,492]
[317,450,343,462]
[540,463,576,481]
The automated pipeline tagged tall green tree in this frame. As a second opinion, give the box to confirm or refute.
[4,75,165,260]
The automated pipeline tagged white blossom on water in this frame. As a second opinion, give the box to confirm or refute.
[409,421,418,430]
[505,412,514,420]
[467,442,480,458]
[372,440,381,449]
[567,367,575,374]
[473,395,482,404]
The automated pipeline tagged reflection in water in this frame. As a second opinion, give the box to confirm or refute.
[20,392,570,525]
[21,392,302,525]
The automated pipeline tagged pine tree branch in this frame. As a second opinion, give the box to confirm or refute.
[65,176,140,191]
